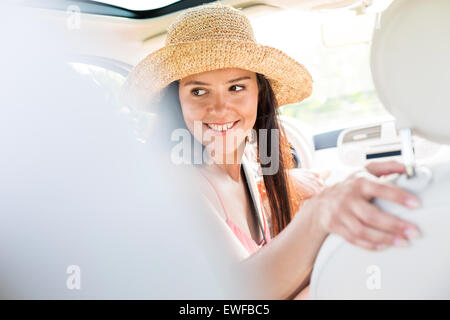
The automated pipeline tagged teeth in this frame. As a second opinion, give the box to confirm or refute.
[206,121,236,132]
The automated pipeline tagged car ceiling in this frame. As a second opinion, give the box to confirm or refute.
[24,0,371,66]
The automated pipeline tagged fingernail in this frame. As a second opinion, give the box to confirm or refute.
[405,197,420,209]
[393,238,409,248]
[404,228,421,240]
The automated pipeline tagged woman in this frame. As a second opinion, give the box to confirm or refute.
[121,3,421,299]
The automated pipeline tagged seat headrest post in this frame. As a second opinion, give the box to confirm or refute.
[399,128,416,178]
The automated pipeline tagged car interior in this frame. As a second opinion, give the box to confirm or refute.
[310,0,450,299]
[15,0,450,299]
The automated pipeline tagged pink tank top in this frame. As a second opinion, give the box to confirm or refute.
[199,169,272,255]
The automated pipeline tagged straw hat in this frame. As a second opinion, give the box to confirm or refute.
[121,2,313,109]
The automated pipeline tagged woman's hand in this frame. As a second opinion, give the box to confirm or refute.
[305,160,421,251]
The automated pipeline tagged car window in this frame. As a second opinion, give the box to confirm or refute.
[68,61,155,143]
[251,9,394,134]
[69,62,125,107]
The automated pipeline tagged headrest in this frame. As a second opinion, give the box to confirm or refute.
[371,0,450,144]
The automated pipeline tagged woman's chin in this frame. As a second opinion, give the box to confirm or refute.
[203,147,246,165]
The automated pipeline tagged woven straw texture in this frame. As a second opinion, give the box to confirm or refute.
[121,2,313,109]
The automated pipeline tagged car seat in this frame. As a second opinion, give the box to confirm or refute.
[310,0,450,299]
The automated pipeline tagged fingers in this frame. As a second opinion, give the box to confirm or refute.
[365,160,406,177]
[313,170,423,252]
[333,221,385,251]
[343,213,398,246]
[349,199,420,241]
[357,177,420,209]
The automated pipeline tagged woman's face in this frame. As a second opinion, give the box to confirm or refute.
[178,68,259,161]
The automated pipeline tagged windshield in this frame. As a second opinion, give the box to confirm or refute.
[90,0,181,11]
[251,9,394,134]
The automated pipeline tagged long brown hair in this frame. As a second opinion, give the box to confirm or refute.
[254,73,299,236]
[152,73,299,237]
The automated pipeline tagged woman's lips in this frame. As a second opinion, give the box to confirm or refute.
[203,120,240,135]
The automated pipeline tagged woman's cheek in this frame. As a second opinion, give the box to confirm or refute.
[245,99,258,130]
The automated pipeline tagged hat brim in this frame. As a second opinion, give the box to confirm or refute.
[121,40,313,109]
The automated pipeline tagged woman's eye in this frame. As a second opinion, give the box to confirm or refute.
[191,88,207,96]
[191,85,244,96]
[230,85,245,92]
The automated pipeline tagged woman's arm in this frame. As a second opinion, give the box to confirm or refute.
[232,160,421,299]
[231,196,326,299]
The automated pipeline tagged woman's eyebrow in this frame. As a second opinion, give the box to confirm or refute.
[183,76,251,87]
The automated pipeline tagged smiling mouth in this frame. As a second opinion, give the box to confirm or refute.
[203,120,239,133]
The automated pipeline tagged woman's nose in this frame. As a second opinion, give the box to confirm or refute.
[209,91,229,114]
